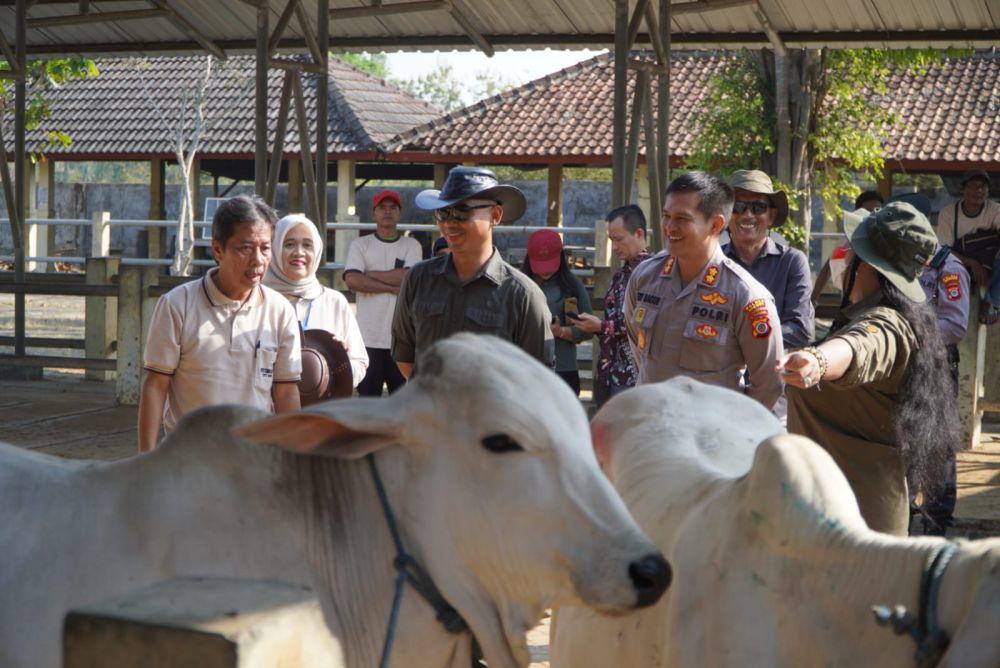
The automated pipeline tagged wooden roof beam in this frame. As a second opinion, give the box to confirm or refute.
[27,8,169,29]
[626,0,651,50]
[670,0,756,15]
[0,30,19,70]
[328,0,447,20]
[751,0,787,56]
[147,0,226,61]
[449,1,494,57]
[268,0,300,57]
[294,2,325,65]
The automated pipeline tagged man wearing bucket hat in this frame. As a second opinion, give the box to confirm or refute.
[391,166,554,377]
[624,171,784,410]
[935,169,1000,324]
[723,169,814,350]
[780,201,960,536]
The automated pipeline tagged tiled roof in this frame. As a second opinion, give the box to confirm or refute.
[883,55,1000,164]
[17,55,441,158]
[385,51,1000,167]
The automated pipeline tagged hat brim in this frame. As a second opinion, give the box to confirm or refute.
[416,184,527,223]
[843,209,926,303]
[529,255,561,275]
[300,330,353,404]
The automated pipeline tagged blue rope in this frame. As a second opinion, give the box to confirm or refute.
[367,454,472,668]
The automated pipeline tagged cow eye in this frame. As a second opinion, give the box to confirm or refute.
[481,433,524,453]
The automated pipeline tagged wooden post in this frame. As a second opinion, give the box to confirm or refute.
[878,168,892,202]
[287,159,302,213]
[636,163,651,229]
[546,164,563,227]
[254,2,268,195]
[623,69,648,203]
[958,309,987,449]
[656,0,671,201]
[612,0,628,207]
[148,158,166,261]
[44,158,57,272]
[85,256,118,382]
[433,163,447,188]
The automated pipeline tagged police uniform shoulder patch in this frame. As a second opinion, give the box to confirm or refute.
[942,272,962,302]
[661,256,675,276]
[701,264,720,286]
[743,297,772,339]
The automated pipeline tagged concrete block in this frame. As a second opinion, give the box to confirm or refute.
[64,577,342,668]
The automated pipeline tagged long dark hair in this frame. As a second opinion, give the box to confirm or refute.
[836,258,960,500]
[878,278,961,503]
[521,249,578,298]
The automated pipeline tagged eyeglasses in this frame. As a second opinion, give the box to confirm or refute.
[433,203,496,223]
[733,200,773,215]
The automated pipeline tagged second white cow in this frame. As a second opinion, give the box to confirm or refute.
[1,334,669,668]
[552,377,1000,668]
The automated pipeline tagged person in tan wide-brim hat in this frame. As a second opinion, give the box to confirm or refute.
[723,169,814,350]
[779,201,961,537]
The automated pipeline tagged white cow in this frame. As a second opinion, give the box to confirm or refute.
[552,377,1000,668]
[0,334,669,668]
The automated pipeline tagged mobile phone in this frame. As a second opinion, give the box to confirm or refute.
[563,297,579,322]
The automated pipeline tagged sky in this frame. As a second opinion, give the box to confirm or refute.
[384,48,605,102]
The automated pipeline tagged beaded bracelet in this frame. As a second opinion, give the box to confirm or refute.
[801,345,829,381]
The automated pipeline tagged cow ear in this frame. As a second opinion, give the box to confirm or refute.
[232,411,397,459]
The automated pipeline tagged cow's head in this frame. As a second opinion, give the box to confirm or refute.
[236,334,669,668]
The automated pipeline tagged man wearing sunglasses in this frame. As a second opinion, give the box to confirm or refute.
[391,166,554,377]
[722,170,814,350]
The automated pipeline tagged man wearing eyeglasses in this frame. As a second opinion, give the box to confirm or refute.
[722,170,814,349]
[625,171,784,411]
[391,166,554,377]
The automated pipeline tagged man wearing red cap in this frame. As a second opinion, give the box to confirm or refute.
[344,189,423,396]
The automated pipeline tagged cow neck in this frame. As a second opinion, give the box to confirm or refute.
[366,453,473,667]
[871,541,958,666]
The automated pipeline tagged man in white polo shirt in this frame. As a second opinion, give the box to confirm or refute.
[343,189,423,396]
[138,195,302,452]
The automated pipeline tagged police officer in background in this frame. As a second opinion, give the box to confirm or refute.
[900,192,971,534]
[625,171,784,410]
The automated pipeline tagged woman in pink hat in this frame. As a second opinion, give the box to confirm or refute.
[522,228,593,395]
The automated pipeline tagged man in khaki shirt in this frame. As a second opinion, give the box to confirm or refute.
[625,171,784,410]
[138,195,302,452]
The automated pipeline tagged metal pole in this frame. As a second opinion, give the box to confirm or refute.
[316,0,329,229]
[612,0,628,207]
[255,2,269,195]
[656,0,671,200]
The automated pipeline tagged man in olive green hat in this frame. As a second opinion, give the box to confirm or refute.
[723,169,814,349]
[780,201,961,536]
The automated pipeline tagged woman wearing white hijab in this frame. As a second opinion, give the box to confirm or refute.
[264,214,368,386]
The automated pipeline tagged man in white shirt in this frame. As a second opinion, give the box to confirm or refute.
[138,195,301,452]
[935,169,1000,324]
[343,190,423,395]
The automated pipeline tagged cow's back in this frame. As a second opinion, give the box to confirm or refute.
[552,378,783,668]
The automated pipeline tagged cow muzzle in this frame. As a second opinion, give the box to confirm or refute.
[629,552,672,608]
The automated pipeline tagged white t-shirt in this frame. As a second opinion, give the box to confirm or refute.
[936,198,1000,246]
[344,233,423,349]
[287,287,369,387]
[143,269,301,432]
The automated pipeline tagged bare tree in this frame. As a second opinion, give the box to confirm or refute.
[134,56,251,276]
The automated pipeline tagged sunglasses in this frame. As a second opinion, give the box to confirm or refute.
[733,200,773,215]
[433,203,496,223]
